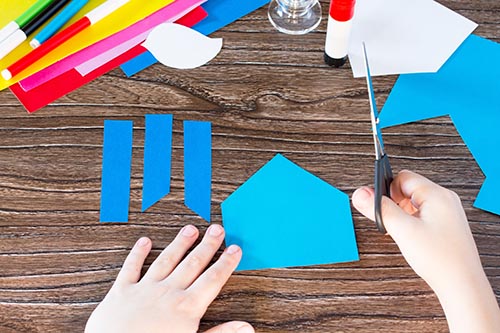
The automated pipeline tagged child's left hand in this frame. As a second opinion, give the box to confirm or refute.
[85,224,254,333]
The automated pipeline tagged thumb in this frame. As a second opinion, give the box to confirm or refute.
[203,321,254,333]
[352,187,417,238]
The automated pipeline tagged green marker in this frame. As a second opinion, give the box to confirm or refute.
[0,0,55,44]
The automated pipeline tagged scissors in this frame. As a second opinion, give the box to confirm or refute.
[362,43,393,234]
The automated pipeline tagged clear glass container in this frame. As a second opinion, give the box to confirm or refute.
[268,0,322,35]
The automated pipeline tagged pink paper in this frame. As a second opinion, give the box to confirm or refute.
[76,32,149,76]
[19,0,206,92]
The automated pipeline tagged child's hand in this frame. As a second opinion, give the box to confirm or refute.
[85,224,254,333]
[352,170,500,332]
[352,170,480,291]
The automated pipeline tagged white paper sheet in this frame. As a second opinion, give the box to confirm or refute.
[348,0,477,77]
[143,23,223,69]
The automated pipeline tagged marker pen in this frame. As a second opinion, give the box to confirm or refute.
[0,0,55,44]
[324,0,356,67]
[0,0,71,61]
[31,0,90,48]
[2,0,130,81]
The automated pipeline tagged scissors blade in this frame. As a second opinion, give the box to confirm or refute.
[362,42,385,158]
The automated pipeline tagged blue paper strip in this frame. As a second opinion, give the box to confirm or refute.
[184,120,212,221]
[379,34,500,215]
[142,114,173,211]
[100,120,134,222]
[221,154,359,271]
[120,0,270,77]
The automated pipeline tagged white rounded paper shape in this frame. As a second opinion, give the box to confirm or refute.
[143,23,223,70]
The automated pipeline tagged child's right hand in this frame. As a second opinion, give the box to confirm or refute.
[352,170,500,332]
[352,170,481,291]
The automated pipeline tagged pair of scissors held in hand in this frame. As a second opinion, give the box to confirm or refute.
[362,43,393,234]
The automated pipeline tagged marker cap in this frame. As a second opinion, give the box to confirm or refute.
[2,69,12,80]
[30,38,41,49]
[0,21,20,44]
[0,29,27,60]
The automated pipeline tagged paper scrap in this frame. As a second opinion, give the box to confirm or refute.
[143,23,222,69]
[221,154,359,271]
[142,114,173,212]
[18,0,206,92]
[120,0,270,77]
[379,35,500,215]
[348,0,477,77]
[100,120,133,223]
[184,120,211,222]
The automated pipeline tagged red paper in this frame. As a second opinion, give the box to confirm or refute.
[11,6,208,113]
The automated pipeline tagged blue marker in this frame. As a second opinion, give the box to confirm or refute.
[29,0,88,48]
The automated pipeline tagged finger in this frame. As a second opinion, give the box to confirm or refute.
[115,237,152,286]
[166,224,225,289]
[187,244,242,310]
[391,170,444,209]
[203,321,254,333]
[143,225,199,281]
[352,186,418,238]
[352,186,376,221]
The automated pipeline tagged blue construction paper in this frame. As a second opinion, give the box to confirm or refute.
[184,120,212,221]
[451,110,500,214]
[379,34,500,215]
[121,52,156,77]
[120,0,270,77]
[221,154,359,271]
[451,109,500,176]
[100,120,134,222]
[380,35,500,129]
[475,177,500,215]
[142,114,173,212]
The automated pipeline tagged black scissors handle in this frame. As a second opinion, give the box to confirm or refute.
[374,154,393,234]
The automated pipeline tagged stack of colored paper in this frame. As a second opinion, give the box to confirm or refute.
[1,0,270,113]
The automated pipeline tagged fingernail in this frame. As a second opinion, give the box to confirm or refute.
[353,187,372,204]
[182,225,197,237]
[136,237,149,247]
[236,324,254,333]
[208,224,224,237]
[226,244,240,255]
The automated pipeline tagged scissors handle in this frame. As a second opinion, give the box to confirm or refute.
[374,154,393,234]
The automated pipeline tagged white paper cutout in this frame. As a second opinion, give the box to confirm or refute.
[143,23,223,69]
[348,0,477,77]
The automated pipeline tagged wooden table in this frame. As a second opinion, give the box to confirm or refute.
[0,1,498,332]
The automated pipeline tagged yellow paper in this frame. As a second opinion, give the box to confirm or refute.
[0,0,174,91]
[0,1,42,25]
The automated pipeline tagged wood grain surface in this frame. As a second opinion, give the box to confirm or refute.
[0,1,499,332]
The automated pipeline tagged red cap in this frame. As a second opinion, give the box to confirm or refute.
[329,0,356,22]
